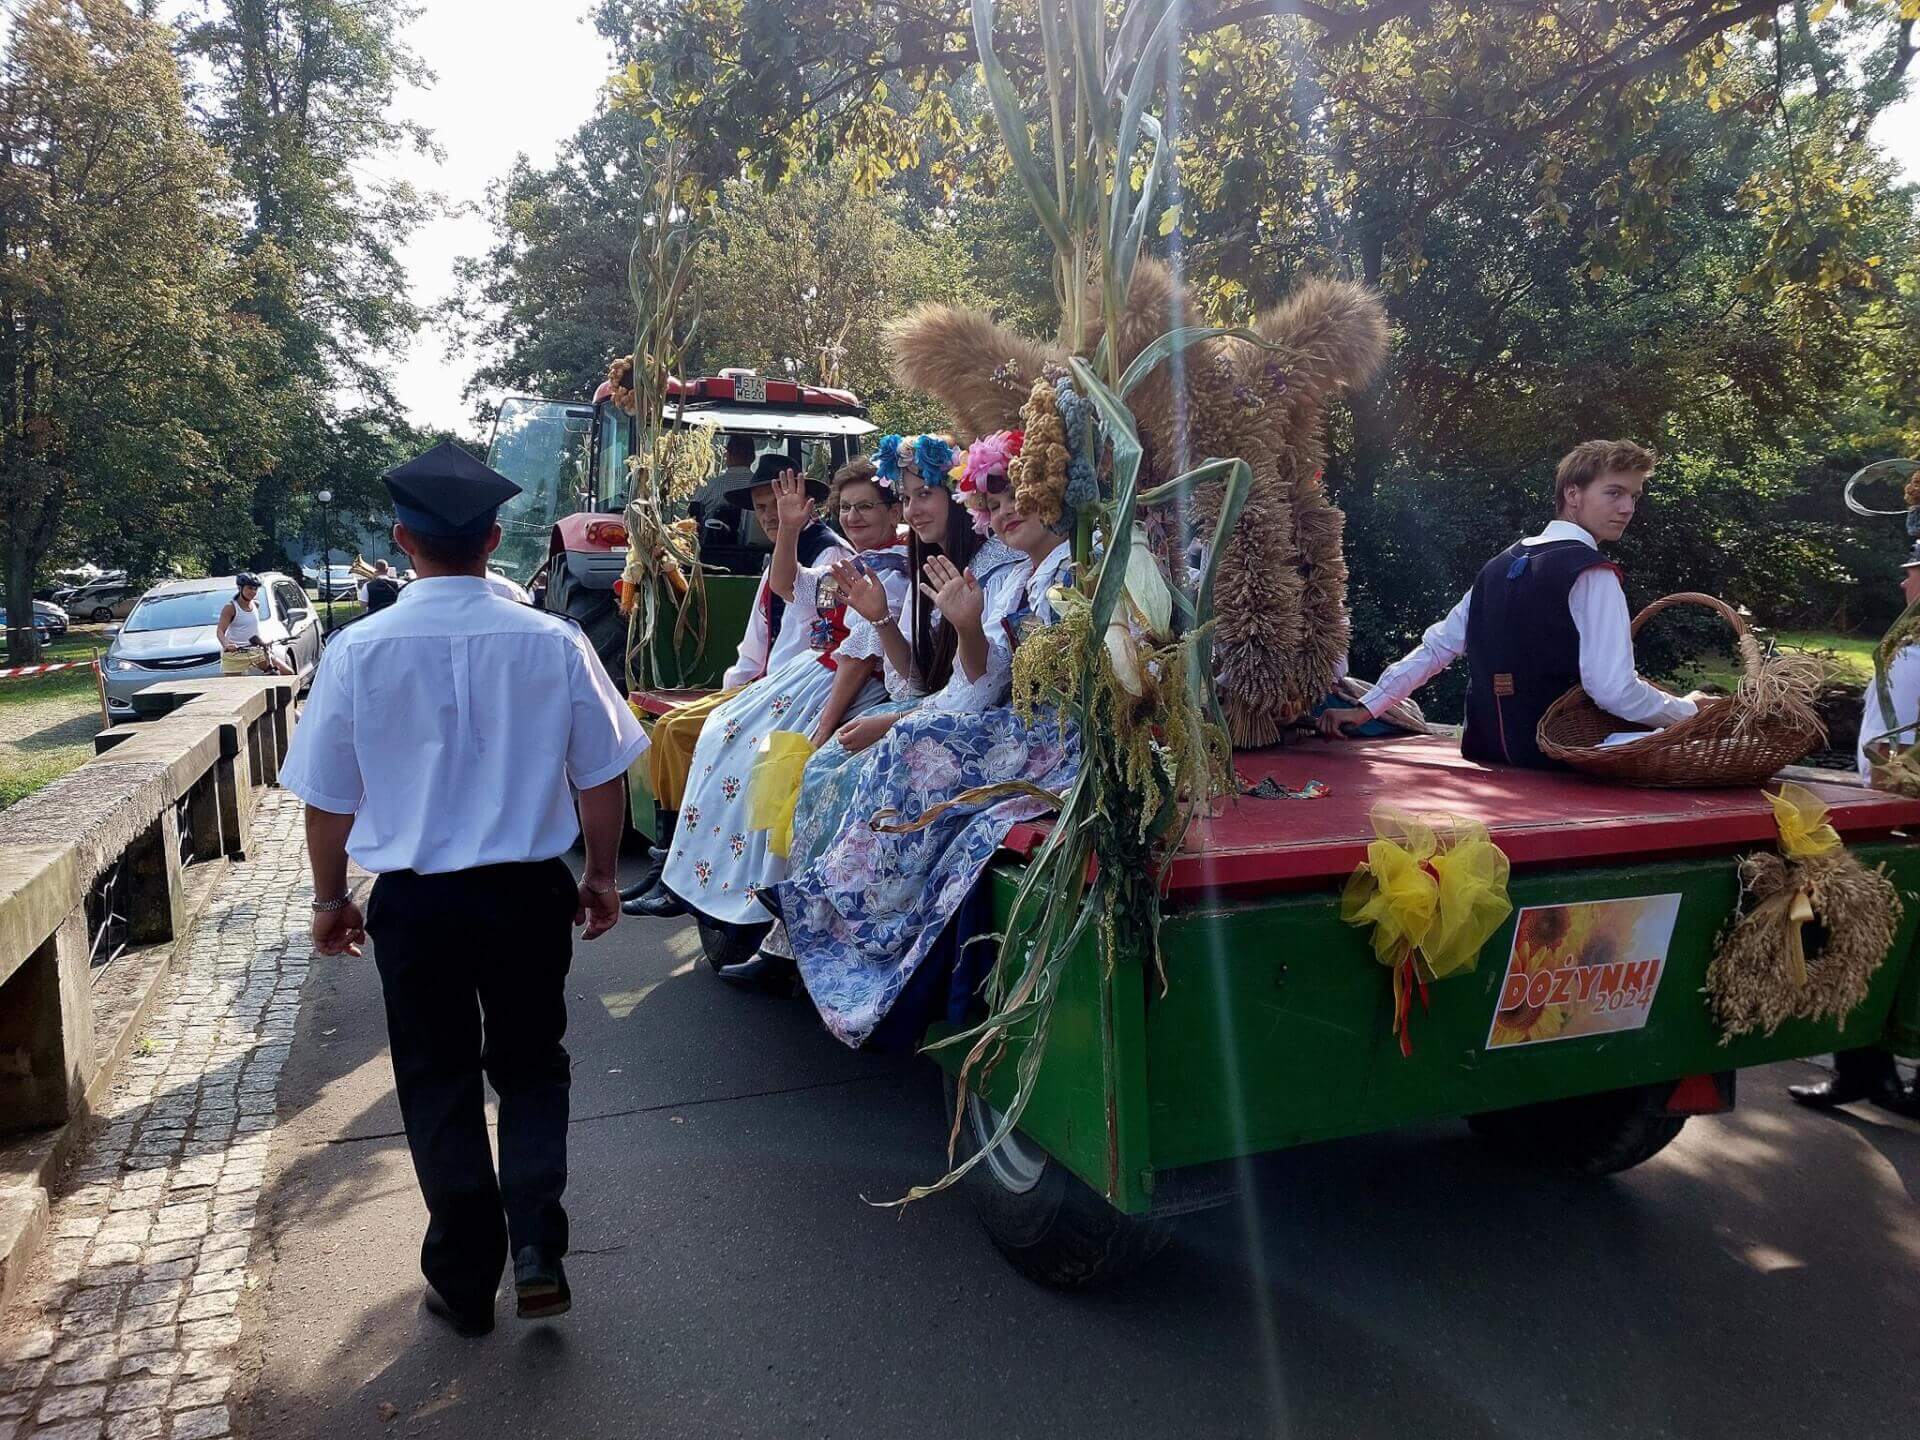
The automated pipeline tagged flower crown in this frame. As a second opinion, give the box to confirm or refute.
[957,429,1025,534]
[874,433,959,495]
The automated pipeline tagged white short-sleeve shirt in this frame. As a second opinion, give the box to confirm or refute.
[280,575,648,875]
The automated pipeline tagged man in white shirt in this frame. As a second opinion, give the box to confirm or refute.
[280,441,647,1337]
[1320,439,1699,768]
[1787,544,1920,1116]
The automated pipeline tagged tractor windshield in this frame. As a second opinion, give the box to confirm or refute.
[487,398,594,582]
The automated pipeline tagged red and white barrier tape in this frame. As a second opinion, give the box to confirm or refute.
[0,658,99,680]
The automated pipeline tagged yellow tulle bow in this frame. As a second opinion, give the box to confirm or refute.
[1341,807,1513,980]
[1768,781,1841,861]
[746,731,816,859]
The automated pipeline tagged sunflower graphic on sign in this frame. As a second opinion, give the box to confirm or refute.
[1488,894,1682,1049]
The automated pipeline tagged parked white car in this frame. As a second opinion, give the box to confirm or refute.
[103,574,323,721]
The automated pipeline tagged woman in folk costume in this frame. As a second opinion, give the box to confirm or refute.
[655,458,908,923]
[734,435,1025,984]
[760,430,1085,1049]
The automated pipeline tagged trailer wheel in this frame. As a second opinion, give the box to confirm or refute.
[696,917,770,973]
[1467,1084,1687,1176]
[944,1075,1171,1290]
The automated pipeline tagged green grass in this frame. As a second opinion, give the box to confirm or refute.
[0,749,93,811]
[321,601,365,633]
[0,632,108,710]
[1672,628,1877,694]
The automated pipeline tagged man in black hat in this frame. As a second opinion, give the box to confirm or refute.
[280,440,648,1336]
[1787,541,1920,1117]
[622,451,846,916]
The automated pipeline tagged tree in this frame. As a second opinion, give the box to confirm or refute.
[177,0,435,566]
[1,0,276,661]
[446,105,651,412]
[689,168,980,433]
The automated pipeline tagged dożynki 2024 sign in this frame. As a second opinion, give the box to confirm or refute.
[1487,894,1681,1048]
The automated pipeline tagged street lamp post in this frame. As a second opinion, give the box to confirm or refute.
[316,489,334,630]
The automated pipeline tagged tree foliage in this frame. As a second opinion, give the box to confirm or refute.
[0,0,277,659]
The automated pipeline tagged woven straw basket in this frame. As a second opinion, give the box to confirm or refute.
[1536,592,1825,788]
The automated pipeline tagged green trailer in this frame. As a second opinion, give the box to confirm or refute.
[626,614,1920,1289]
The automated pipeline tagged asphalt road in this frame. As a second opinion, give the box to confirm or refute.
[236,876,1920,1440]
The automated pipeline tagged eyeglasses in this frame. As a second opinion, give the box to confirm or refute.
[839,500,888,518]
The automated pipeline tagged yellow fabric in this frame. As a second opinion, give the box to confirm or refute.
[1341,805,1512,978]
[1425,819,1513,978]
[747,731,816,858]
[644,687,742,811]
[1768,781,1842,860]
[1340,810,1438,967]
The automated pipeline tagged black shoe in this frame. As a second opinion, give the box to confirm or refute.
[716,951,798,991]
[623,884,687,918]
[513,1247,571,1320]
[1788,1048,1905,1110]
[619,863,663,902]
[648,844,670,864]
[421,1288,493,1338]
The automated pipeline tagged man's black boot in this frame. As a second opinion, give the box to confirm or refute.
[623,881,686,918]
[716,951,798,992]
[1788,1046,1906,1110]
[421,1288,493,1338]
[513,1246,571,1320]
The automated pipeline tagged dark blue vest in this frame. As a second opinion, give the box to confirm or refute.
[1462,539,1618,769]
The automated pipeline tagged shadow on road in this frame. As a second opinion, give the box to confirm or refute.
[236,900,1920,1440]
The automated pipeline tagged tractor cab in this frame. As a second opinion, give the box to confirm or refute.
[484,369,877,683]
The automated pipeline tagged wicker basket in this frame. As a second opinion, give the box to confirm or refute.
[1535,592,1825,788]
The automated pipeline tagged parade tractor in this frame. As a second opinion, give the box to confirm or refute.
[484,369,877,684]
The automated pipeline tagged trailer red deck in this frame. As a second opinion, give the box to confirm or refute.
[1007,734,1920,898]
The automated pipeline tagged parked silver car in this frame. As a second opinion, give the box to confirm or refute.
[62,577,143,622]
[103,574,323,721]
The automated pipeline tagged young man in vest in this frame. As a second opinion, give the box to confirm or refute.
[1320,439,1700,765]
[621,452,848,917]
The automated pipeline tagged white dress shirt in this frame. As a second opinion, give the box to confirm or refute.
[1359,520,1698,729]
[281,575,648,875]
[719,538,855,689]
[1860,644,1920,780]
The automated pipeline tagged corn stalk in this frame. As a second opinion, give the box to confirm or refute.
[896,0,1257,1206]
[621,131,708,692]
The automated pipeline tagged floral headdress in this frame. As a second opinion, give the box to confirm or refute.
[874,433,959,497]
[957,429,1024,535]
[1009,377,1099,534]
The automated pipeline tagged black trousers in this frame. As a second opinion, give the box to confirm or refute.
[365,858,577,1312]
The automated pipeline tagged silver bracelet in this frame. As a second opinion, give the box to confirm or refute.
[581,879,619,896]
[311,894,352,913]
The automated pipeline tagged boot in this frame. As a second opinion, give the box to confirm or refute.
[623,880,686,918]
[1788,1047,1907,1110]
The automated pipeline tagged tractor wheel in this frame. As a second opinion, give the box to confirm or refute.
[943,1074,1172,1290]
[1467,1083,1687,1177]
[544,553,627,685]
[696,916,771,974]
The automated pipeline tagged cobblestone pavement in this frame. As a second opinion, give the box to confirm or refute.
[1,791,309,1440]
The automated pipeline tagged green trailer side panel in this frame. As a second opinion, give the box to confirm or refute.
[925,869,1155,1214]
[1143,845,1920,1170]
[644,574,760,691]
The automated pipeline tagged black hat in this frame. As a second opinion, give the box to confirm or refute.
[382,441,521,538]
[724,452,830,509]
[1901,542,1920,572]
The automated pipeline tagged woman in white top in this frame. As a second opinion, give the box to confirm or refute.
[656,459,904,926]
[762,432,1086,1047]
[217,574,294,676]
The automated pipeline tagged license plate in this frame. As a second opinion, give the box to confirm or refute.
[733,373,767,404]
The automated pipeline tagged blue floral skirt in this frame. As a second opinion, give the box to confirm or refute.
[761,705,1080,1048]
